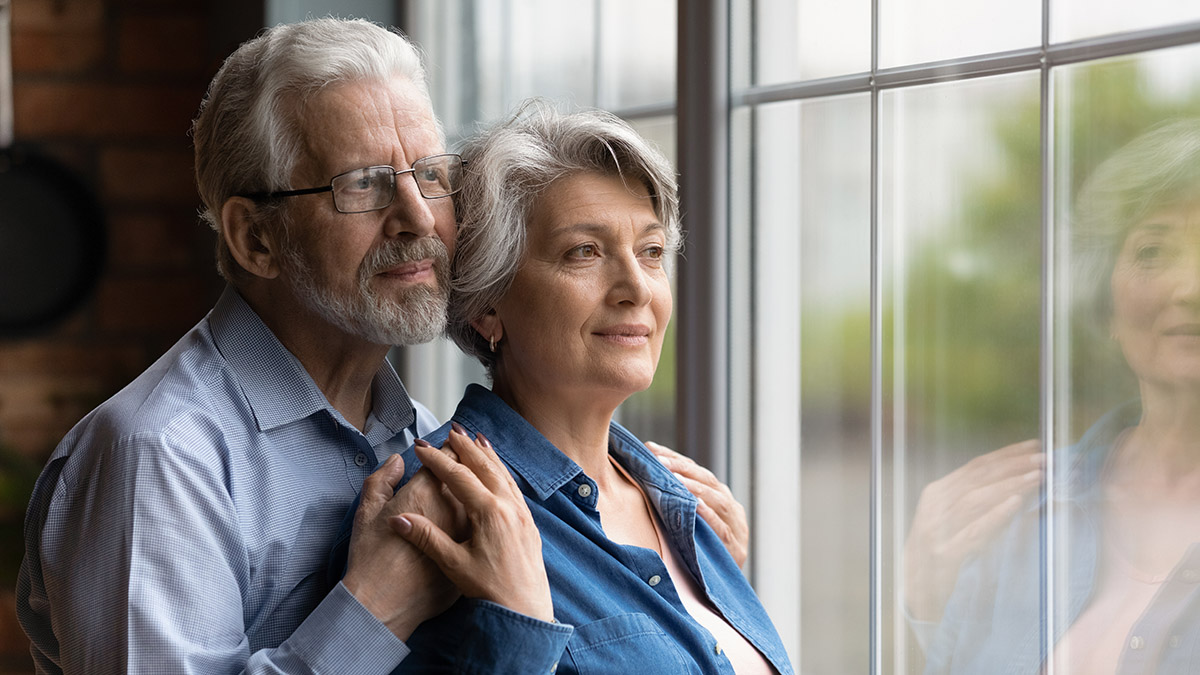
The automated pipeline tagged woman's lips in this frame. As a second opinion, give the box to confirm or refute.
[594,324,652,345]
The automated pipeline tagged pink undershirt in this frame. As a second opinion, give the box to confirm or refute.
[611,457,776,675]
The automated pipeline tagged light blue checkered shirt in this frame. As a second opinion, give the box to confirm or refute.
[17,287,439,674]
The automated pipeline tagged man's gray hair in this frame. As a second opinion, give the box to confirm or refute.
[448,101,682,376]
[192,17,437,284]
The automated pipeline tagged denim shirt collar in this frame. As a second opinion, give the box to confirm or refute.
[207,286,417,440]
[1051,398,1143,504]
[449,384,696,509]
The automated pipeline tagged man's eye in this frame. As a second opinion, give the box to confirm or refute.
[568,244,598,258]
[643,245,665,260]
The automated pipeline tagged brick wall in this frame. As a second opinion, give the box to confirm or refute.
[0,1,255,669]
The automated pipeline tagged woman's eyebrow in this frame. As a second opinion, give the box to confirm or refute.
[547,221,665,237]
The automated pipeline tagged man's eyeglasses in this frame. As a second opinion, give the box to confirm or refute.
[241,153,465,214]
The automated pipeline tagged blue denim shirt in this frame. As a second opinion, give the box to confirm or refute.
[333,384,793,675]
[924,400,1200,674]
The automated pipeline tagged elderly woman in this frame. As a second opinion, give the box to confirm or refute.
[914,119,1200,674]
[344,103,793,674]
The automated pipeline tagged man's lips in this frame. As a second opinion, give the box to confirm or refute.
[376,259,435,281]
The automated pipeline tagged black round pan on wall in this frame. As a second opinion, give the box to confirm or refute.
[0,0,107,338]
[0,146,107,337]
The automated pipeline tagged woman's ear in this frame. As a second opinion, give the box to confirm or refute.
[221,197,282,280]
[471,309,503,347]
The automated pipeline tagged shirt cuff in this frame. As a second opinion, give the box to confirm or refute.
[282,581,411,673]
[455,600,574,675]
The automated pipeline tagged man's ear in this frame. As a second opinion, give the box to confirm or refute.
[471,309,503,346]
[221,197,282,280]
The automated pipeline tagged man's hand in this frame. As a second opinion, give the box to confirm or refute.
[392,423,555,622]
[647,441,749,568]
[343,453,465,640]
[903,439,1043,622]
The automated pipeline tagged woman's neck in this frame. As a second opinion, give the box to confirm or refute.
[491,376,620,480]
[1110,386,1200,496]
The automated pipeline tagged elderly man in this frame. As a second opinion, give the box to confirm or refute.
[18,16,747,675]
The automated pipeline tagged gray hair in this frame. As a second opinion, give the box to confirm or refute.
[448,101,682,376]
[1072,118,1200,333]
[192,17,437,284]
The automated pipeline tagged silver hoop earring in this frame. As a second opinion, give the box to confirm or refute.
[489,335,496,353]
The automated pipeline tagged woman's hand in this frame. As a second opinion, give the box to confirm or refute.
[391,423,556,623]
[903,439,1043,622]
[647,441,750,568]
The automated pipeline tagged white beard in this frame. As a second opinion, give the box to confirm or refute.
[281,235,450,346]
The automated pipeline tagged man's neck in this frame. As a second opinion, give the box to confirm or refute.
[239,283,390,431]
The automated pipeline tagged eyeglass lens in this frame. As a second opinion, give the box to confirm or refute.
[330,155,462,213]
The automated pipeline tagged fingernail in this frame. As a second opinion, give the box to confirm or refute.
[451,421,467,436]
[477,432,492,449]
[415,438,433,449]
[393,516,413,534]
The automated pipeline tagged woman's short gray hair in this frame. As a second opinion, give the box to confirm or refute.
[192,17,436,284]
[1072,118,1200,333]
[448,101,682,376]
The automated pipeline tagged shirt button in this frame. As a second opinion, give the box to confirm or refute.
[714,642,723,655]
[550,662,558,673]
[648,575,661,587]
[577,484,593,498]
[1170,635,1181,649]
[354,452,368,467]
[1181,569,1200,583]
[1130,636,1145,650]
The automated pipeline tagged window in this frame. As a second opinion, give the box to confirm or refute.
[732,1,1200,672]
[405,2,1200,673]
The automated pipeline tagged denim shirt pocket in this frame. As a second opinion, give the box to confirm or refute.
[562,613,699,675]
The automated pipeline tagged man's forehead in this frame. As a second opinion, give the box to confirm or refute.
[296,78,442,172]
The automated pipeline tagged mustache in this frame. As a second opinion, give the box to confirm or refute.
[360,236,449,278]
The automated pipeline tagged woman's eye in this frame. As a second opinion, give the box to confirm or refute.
[568,244,598,258]
[643,245,665,260]
[1134,243,1168,265]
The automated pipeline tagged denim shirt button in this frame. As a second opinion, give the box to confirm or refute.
[1130,636,1145,650]
[354,452,368,467]
[648,574,661,587]
[550,661,558,673]
[577,484,593,499]
[714,642,723,655]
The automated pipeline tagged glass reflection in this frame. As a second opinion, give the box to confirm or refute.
[881,73,1043,673]
[907,48,1200,673]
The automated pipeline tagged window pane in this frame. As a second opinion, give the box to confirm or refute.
[618,116,677,449]
[1046,44,1200,673]
[598,0,676,108]
[879,0,1040,68]
[1052,0,1200,44]
[750,0,871,84]
[881,73,1043,673]
[752,94,872,672]
[508,0,596,106]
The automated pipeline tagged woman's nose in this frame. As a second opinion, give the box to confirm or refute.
[607,253,653,306]
[1172,246,1200,303]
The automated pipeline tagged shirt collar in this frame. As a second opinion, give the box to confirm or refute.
[208,286,416,435]
[450,384,693,504]
[1051,398,1143,502]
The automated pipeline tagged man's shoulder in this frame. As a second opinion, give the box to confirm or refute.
[52,318,254,471]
